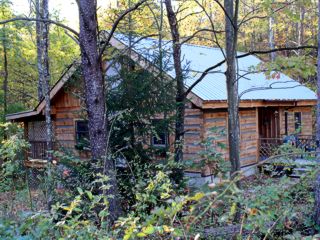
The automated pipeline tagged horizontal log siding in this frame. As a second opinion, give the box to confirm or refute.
[183,103,204,161]
[51,88,89,159]
[202,110,229,175]
[203,111,228,163]
[239,109,258,166]
[279,106,314,136]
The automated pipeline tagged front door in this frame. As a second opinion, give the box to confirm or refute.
[258,107,280,139]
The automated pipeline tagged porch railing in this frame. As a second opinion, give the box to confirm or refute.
[259,138,282,160]
[28,141,48,160]
[258,135,317,160]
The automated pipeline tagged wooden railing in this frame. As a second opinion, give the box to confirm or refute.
[28,141,48,160]
[259,138,282,160]
[258,135,317,160]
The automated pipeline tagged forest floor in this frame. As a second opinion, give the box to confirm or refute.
[0,188,46,219]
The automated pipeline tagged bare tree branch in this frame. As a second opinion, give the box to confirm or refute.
[193,0,226,59]
[98,0,148,60]
[185,45,317,96]
[181,28,224,45]
[239,83,302,98]
[239,45,317,58]
[177,10,203,23]
[0,17,79,36]
[213,0,237,30]
[238,0,296,27]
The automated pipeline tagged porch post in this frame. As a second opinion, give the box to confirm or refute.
[256,107,260,162]
[24,121,28,161]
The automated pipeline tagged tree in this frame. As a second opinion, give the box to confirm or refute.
[268,1,276,61]
[36,0,44,101]
[34,0,53,209]
[77,0,147,221]
[164,0,184,162]
[314,0,320,225]
[163,0,186,184]
[224,0,241,179]
[1,23,8,120]
[0,0,12,123]
[77,0,121,221]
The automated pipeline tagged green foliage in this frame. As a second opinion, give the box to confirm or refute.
[256,56,316,87]
[105,52,179,208]
[0,2,79,116]
[190,127,230,179]
[0,174,115,240]
[274,142,304,158]
[52,151,93,195]
[0,123,29,192]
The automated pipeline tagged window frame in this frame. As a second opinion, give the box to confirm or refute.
[284,111,288,135]
[294,112,302,133]
[151,119,168,148]
[75,119,90,150]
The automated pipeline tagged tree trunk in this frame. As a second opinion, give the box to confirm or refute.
[164,0,185,162]
[224,0,241,179]
[35,0,53,209]
[314,0,320,225]
[35,0,44,101]
[164,0,185,183]
[297,6,305,56]
[77,0,121,221]
[1,24,8,120]
[41,0,53,163]
[268,3,276,61]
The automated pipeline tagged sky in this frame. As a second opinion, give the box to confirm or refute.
[11,0,113,30]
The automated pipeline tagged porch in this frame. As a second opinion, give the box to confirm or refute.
[24,121,53,167]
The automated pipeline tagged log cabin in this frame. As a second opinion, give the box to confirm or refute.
[6,33,317,176]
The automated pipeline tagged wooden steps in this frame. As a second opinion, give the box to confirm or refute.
[259,159,316,178]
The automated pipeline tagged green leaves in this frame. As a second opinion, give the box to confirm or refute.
[257,56,316,83]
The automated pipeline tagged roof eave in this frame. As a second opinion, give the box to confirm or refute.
[5,61,80,122]
[6,110,38,121]
[202,99,317,109]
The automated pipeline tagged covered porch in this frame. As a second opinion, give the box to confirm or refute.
[24,120,55,167]
[258,135,316,160]
[257,106,316,160]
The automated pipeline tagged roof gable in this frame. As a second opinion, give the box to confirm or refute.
[6,62,79,121]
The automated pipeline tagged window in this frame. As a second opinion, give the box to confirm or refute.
[152,132,167,146]
[75,120,89,149]
[294,112,302,133]
[151,120,168,147]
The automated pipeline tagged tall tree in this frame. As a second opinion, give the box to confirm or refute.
[0,0,11,121]
[314,0,320,225]
[77,0,121,221]
[36,0,44,101]
[35,0,53,208]
[224,0,241,179]
[268,1,276,61]
[164,0,185,165]
[1,23,8,119]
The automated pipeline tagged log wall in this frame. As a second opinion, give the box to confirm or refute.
[198,108,258,174]
[183,102,204,161]
[203,110,228,160]
[51,88,89,159]
[239,109,258,166]
[279,106,314,136]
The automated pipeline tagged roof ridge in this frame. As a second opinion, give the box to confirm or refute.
[113,32,228,52]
